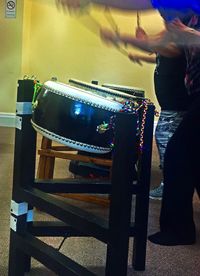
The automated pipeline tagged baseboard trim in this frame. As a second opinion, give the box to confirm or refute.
[0,113,16,128]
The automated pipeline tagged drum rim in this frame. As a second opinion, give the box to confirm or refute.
[102,83,145,92]
[42,81,123,112]
[31,120,112,154]
[69,78,140,100]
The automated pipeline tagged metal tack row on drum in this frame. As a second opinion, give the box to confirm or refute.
[31,79,149,154]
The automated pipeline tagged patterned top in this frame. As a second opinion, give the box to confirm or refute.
[184,15,200,96]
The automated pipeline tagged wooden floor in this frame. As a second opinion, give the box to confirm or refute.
[1,127,200,276]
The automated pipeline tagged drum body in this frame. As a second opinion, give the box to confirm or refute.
[31,81,123,153]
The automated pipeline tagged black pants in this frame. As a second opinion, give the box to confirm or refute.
[160,94,200,236]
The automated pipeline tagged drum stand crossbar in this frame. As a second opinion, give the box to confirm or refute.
[8,80,155,276]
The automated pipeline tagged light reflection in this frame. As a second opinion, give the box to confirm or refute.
[71,102,94,122]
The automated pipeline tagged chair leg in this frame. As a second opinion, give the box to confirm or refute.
[37,137,55,179]
[37,154,55,179]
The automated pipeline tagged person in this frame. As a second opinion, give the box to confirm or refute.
[100,26,191,200]
[56,0,200,246]
[148,15,200,246]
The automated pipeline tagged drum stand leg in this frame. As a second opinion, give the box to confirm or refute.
[132,105,154,270]
[9,234,27,276]
[9,80,37,275]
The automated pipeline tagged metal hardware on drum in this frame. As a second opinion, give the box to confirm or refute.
[51,76,58,81]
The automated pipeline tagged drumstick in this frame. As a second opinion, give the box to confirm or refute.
[137,11,140,28]
[103,6,130,56]
[104,7,119,35]
[89,13,129,56]
[78,11,102,35]
[78,11,129,57]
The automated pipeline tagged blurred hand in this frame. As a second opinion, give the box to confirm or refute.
[128,53,143,66]
[166,18,200,46]
[100,28,119,46]
[166,18,190,34]
[135,27,147,40]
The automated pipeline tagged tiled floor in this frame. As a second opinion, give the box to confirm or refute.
[1,127,200,276]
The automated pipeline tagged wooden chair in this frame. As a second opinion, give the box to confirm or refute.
[37,136,112,206]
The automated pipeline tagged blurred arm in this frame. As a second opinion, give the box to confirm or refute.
[100,28,181,57]
[167,19,200,47]
[56,0,154,11]
[128,53,156,65]
[121,29,181,57]
[92,0,153,10]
